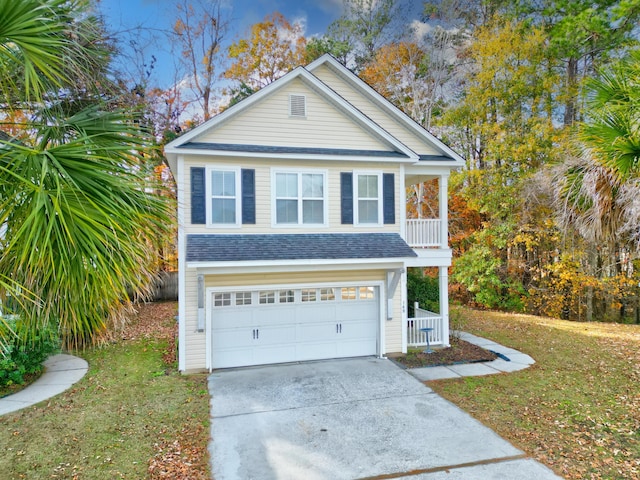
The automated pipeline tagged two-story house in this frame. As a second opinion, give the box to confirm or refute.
[165,54,464,373]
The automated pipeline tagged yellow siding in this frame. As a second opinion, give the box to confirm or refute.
[311,64,440,156]
[183,267,206,372]
[204,269,386,288]
[384,285,403,353]
[198,78,390,151]
[182,156,402,235]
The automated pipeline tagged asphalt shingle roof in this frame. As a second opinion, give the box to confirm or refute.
[179,142,409,158]
[186,233,417,262]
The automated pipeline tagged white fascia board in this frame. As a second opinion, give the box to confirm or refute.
[188,257,411,274]
[405,164,459,176]
[307,55,465,166]
[405,248,453,268]
[165,147,416,164]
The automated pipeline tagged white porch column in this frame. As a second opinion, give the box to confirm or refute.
[439,174,449,249]
[439,266,450,347]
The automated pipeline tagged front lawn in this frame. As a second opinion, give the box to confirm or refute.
[430,307,640,479]
[0,302,210,480]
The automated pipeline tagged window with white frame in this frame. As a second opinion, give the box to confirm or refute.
[274,171,325,225]
[209,168,240,225]
[355,173,382,224]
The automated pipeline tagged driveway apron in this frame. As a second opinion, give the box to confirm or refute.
[208,357,561,479]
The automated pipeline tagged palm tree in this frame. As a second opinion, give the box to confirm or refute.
[0,0,172,347]
[580,49,640,181]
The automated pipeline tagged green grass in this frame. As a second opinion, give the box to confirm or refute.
[429,307,640,480]
[0,305,210,479]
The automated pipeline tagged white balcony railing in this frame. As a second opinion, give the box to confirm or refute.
[406,219,441,248]
[407,305,444,347]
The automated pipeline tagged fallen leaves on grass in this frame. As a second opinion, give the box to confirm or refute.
[148,426,210,480]
[430,307,640,480]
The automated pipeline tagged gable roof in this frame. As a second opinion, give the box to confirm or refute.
[165,63,422,172]
[186,233,416,264]
[305,55,465,166]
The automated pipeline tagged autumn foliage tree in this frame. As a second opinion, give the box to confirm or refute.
[224,12,306,92]
[172,0,229,121]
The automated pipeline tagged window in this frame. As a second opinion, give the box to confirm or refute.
[359,287,375,300]
[355,173,381,224]
[279,290,295,303]
[274,171,326,225]
[236,292,252,306]
[213,293,231,307]
[320,288,335,301]
[341,287,357,301]
[209,168,240,225]
[259,291,276,304]
[301,289,317,302]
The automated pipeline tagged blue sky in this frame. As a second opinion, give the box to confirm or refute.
[97,0,345,88]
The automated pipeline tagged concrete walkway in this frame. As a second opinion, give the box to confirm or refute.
[407,331,536,381]
[0,354,88,416]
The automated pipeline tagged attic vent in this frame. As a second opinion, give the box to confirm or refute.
[289,94,306,117]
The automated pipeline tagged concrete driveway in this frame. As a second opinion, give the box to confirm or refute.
[208,358,561,479]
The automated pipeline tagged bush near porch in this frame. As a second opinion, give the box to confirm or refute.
[407,270,439,315]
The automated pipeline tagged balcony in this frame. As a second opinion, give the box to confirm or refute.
[406,219,441,248]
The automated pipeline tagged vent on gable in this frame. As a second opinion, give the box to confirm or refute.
[289,94,306,118]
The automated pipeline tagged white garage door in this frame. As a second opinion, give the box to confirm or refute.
[210,285,379,369]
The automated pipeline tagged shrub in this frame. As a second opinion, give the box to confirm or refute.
[407,271,440,314]
[0,319,60,388]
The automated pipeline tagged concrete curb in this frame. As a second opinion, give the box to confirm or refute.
[0,353,88,416]
[407,332,535,382]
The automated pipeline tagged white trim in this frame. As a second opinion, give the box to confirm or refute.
[189,257,411,271]
[401,271,408,354]
[400,164,407,240]
[306,55,465,165]
[177,156,187,372]
[164,65,420,164]
[205,165,241,228]
[270,168,329,228]
[353,170,383,227]
[171,148,415,163]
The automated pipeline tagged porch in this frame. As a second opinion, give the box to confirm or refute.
[407,302,447,348]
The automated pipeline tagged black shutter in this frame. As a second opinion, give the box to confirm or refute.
[241,169,256,224]
[340,172,353,224]
[191,167,206,224]
[383,173,395,224]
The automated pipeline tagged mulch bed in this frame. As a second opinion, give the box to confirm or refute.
[391,337,498,368]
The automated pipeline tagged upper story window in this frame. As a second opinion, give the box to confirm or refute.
[208,167,241,226]
[274,170,326,225]
[354,173,382,225]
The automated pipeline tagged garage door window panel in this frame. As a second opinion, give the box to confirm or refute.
[342,287,357,300]
[320,288,336,301]
[214,293,231,307]
[279,290,295,303]
[259,291,276,304]
[301,289,317,302]
[236,292,252,305]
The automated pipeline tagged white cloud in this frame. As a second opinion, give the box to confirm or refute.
[410,20,434,41]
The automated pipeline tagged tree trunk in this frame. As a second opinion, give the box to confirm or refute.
[563,57,578,126]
